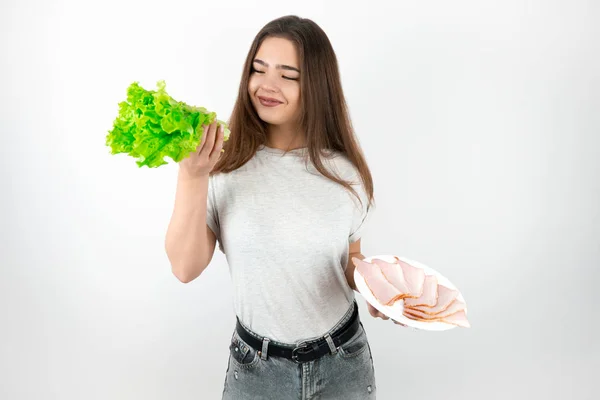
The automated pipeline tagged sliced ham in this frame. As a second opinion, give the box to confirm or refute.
[403,274,439,307]
[371,258,415,298]
[352,257,403,306]
[404,298,466,319]
[404,309,470,328]
[354,255,471,328]
[406,283,458,314]
[439,310,470,328]
[393,257,425,298]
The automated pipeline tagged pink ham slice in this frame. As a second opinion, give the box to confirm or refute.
[441,310,470,328]
[352,257,403,306]
[404,309,470,328]
[403,274,439,307]
[404,298,466,320]
[405,283,459,314]
[393,257,425,298]
[371,258,415,299]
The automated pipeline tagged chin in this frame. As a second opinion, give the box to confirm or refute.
[255,109,287,126]
[257,115,287,125]
[252,100,298,126]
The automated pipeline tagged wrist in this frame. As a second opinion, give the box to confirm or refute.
[178,169,210,184]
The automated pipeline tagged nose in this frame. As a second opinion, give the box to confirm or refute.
[260,82,278,93]
[259,72,279,93]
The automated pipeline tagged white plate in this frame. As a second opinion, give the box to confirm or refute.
[354,254,467,331]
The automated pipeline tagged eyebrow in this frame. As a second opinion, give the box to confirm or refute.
[253,59,300,73]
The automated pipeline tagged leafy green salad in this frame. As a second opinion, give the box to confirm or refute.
[106,80,230,168]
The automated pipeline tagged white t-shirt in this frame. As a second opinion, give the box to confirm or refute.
[206,144,373,344]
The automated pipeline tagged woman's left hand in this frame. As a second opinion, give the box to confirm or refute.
[366,302,407,326]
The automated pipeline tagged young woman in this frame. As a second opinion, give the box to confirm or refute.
[166,15,397,400]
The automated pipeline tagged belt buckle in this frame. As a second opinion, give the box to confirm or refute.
[291,342,312,363]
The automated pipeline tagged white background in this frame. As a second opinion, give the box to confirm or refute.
[2,0,598,399]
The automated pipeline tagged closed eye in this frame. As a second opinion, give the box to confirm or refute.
[251,68,299,81]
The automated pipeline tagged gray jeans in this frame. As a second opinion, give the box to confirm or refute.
[222,304,377,399]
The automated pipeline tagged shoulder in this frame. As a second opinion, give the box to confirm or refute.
[321,150,361,183]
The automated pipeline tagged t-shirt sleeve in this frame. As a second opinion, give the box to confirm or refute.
[348,172,374,244]
[206,174,225,254]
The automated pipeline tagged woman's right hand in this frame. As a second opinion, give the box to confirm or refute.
[179,120,225,179]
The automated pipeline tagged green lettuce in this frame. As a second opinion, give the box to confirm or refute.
[106,80,230,168]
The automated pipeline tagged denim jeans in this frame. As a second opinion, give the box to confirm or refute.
[222,305,377,399]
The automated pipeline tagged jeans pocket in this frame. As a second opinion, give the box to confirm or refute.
[229,331,260,369]
[338,323,369,359]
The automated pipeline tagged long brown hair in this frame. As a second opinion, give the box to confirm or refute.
[212,15,375,211]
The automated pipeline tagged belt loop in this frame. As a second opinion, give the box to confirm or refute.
[261,338,270,360]
[324,333,337,354]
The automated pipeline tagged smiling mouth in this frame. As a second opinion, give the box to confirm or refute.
[258,96,283,107]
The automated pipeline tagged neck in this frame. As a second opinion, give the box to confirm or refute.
[266,123,306,150]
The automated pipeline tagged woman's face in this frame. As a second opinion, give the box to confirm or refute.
[248,37,302,128]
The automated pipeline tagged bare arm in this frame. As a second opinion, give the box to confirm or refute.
[345,239,363,292]
[164,170,217,283]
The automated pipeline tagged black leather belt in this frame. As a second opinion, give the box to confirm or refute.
[235,302,360,363]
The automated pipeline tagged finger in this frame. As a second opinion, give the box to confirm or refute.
[200,121,218,157]
[367,303,389,320]
[368,304,381,318]
[209,125,225,161]
[196,124,208,153]
[374,310,388,320]
[367,306,378,318]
